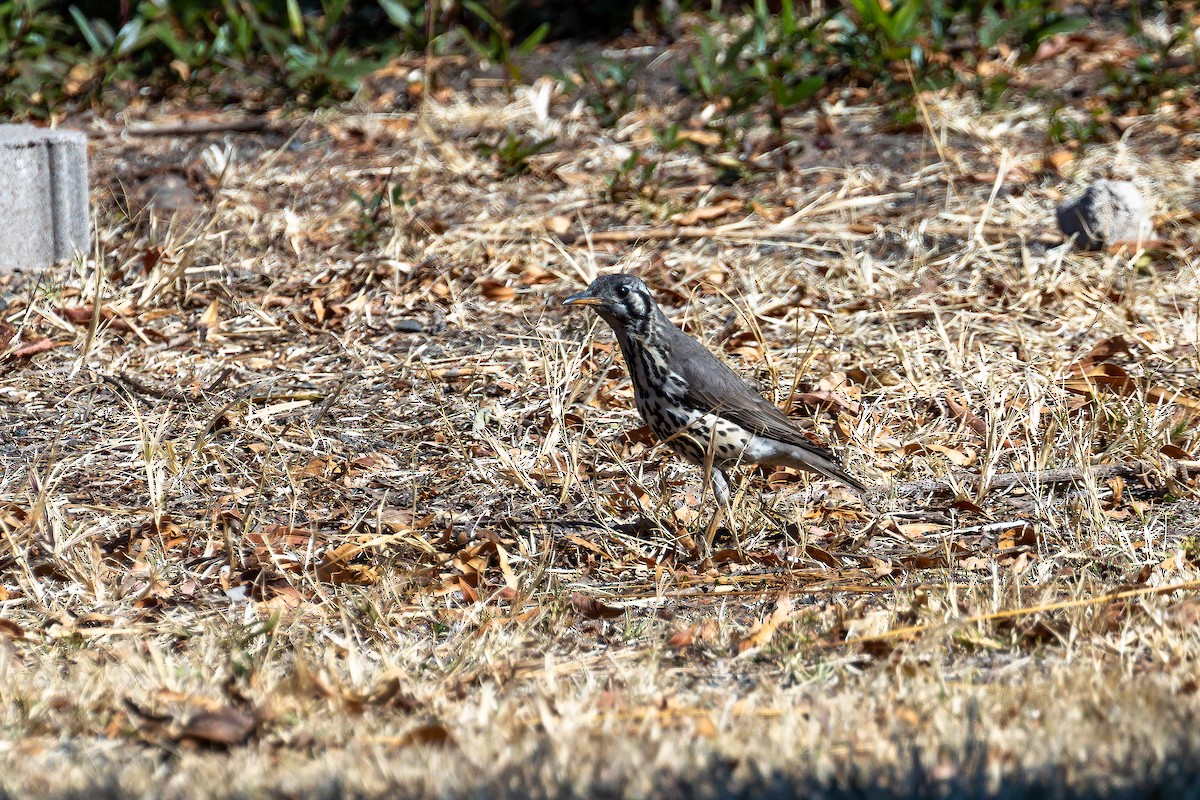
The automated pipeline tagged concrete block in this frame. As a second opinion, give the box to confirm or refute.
[0,125,90,273]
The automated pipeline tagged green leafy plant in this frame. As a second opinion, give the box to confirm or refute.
[682,0,827,130]
[557,56,641,128]
[0,0,76,116]
[1098,24,1198,114]
[241,0,381,102]
[460,0,549,85]
[475,131,556,177]
[970,0,1090,51]
[350,180,411,249]
[604,148,659,202]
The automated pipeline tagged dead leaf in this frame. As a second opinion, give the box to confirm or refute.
[0,618,25,639]
[804,545,840,569]
[1162,444,1195,460]
[179,707,257,747]
[315,542,380,585]
[670,200,741,226]
[1043,149,1074,173]
[998,524,1038,550]
[667,627,695,648]
[793,390,860,416]
[944,391,987,438]
[1065,362,1200,410]
[199,298,220,332]
[5,338,62,360]
[60,304,95,324]
[544,215,571,234]
[479,280,515,302]
[676,129,721,147]
[396,723,455,748]
[568,592,623,620]
[693,715,718,738]
[1069,336,1131,373]
[1145,384,1200,411]
[737,593,792,653]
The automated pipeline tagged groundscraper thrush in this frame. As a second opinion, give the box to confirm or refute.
[564,274,866,518]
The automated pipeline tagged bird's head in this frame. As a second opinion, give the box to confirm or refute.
[563,273,656,335]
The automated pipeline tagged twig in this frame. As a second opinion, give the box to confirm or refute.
[445,221,1060,246]
[893,463,1153,498]
[309,377,348,427]
[100,372,189,404]
[843,579,1200,646]
[121,116,277,136]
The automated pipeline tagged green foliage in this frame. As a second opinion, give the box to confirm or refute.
[679,0,1093,127]
[604,148,658,202]
[0,0,75,116]
[475,131,556,177]
[975,1,1089,51]
[682,0,827,130]
[1099,23,1199,114]
[603,125,690,202]
[350,179,411,249]
[459,0,549,85]
[557,57,641,128]
[1045,103,1106,150]
[0,0,431,116]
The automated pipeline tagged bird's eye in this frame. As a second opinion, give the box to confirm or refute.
[616,285,629,298]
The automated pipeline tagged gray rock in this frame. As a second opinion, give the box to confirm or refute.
[142,172,199,216]
[1056,179,1154,250]
[0,124,90,272]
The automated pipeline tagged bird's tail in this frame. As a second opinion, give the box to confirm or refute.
[773,441,868,494]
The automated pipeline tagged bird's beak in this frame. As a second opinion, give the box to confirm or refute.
[563,292,603,307]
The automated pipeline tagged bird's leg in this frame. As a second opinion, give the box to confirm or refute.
[703,468,740,560]
[756,483,793,540]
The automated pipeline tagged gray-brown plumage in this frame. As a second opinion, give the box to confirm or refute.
[564,273,865,509]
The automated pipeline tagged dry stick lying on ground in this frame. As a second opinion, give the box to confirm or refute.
[840,579,1200,647]
[892,462,1163,498]
[445,222,1064,245]
[120,116,277,136]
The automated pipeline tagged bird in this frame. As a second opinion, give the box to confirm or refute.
[563,273,866,521]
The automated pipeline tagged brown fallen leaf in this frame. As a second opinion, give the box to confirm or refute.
[793,390,860,416]
[395,723,455,748]
[1063,362,1138,397]
[569,592,623,620]
[944,391,987,438]
[0,617,25,639]
[199,298,220,332]
[1145,384,1200,411]
[1162,444,1195,460]
[60,304,95,324]
[676,129,721,147]
[669,200,741,226]
[737,593,792,654]
[804,545,840,569]
[544,215,571,234]
[5,338,63,360]
[667,627,695,648]
[1065,362,1200,410]
[1068,336,1131,373]
[479,279,515,302]
[179,706,258,747]
[1043,149,1074,173]
[315,542,381,585]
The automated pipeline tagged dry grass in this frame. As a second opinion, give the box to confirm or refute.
[2,36,1200,799]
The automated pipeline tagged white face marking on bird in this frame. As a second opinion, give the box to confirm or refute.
[562,274,656,336]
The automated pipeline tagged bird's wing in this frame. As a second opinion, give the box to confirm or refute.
[669,327,842,461]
